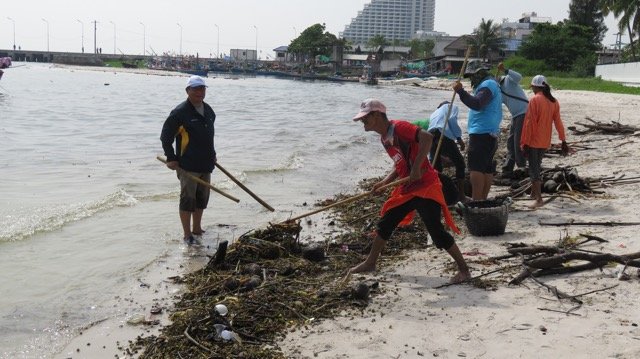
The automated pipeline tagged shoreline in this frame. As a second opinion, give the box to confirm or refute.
[57,87,640,358]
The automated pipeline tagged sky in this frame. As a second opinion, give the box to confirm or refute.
[2,0,623,58]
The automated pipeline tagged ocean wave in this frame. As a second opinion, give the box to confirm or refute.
[244,152,305,174]
[0,189,138,242]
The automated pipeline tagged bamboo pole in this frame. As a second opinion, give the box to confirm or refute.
[282,177,410,223]
[156,156,240,203]
[215,163,275,211]
[431,46,472,165]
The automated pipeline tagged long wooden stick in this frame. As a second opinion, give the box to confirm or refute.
[282,177,410,223]
[156,156,240,203]
[215,162,275,211]
[432,46,472,165]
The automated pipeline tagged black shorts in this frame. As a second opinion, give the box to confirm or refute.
[467,134,498,174]
[376,197,455,250]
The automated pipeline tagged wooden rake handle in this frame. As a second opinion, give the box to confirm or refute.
[282,177,410,223]
[215,162,275,211]
[156,156,240,203]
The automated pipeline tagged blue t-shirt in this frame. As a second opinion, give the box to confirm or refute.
[468,79,502,135]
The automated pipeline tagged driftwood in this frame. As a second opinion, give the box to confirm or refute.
[207,240,229,269]
[526,251,640,269]
[539,220,640,227]
[570,117,640,135]
[506,239,640,285]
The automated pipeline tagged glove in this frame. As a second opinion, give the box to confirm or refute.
[561,141,569,156]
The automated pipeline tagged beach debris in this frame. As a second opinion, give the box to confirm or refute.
[496,165,618,199]
[128,178,426,358]
[126,313,146,325]
[351,282,370,301]
[150,306,162,315]
[569,117,640,135]
[214,304,228,316]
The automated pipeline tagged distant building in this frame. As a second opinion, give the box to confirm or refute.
[230,49,257,61]
[273,46,293,62]
[341,0,435,44]
[500,12,552,42]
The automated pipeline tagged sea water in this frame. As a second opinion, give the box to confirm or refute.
[0,63,464,358]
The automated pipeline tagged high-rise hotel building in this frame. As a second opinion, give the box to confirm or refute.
[340,0,436,44]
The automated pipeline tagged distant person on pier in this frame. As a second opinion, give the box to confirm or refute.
[453,61,502,201]
[160,76,217,244]
[520,75,569,209]
[348,98,471,283]
[497,62,529,178]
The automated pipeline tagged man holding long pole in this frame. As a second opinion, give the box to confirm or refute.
[347,99,471,283]
[453,61,503,201]
[161,75,216,244]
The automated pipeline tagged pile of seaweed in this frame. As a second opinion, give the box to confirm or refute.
[130,178,435,358]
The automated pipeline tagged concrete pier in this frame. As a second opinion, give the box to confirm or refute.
[0,49,150,66]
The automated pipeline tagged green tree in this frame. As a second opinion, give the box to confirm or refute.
[569,0,608,45]
[367,35,388,48]
[600,0,639,61]
[519,22,597,72]
[407,38,435,59]
[288,23,340,62]
[466,18,505,61]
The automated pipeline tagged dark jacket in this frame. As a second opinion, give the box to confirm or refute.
[160,100,216,173]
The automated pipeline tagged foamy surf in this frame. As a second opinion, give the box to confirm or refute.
[0,189,138,242]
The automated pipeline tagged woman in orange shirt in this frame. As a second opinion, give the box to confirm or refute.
[520,75,569,208]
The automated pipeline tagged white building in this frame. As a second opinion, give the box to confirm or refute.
[340,0,436,44]
[500,12,552,41]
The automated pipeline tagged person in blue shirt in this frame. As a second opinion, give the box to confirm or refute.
[453,61,503,201]
[497,62,528,177]
[426,101,467,202]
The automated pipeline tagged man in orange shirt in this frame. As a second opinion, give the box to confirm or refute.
[520,75,569,208]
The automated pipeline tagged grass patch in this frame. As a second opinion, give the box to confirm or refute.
[521,76,640,95]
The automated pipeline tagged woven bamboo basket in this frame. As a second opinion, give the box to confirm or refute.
[456,197,512,236]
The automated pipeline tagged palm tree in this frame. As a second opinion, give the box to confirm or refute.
[467,18,505,62]
[367,35,388,49]
[600,0,639,61]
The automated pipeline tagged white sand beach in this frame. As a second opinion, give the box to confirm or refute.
[280,89,640,358]
[51,80,640,359]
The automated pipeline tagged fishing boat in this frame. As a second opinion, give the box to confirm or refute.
[178,69,208,76]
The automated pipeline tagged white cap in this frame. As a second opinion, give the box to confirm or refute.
[352,98,387,121]
[186,75,207,88]
[531,75,547,87]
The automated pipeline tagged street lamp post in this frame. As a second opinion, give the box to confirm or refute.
[293,26,297,38]
[214,24,219,59]
[139,22,145,56]
[253,25,258,62]
[76,19,84,53]
[7,17,15,50]
[176,23,183,56]
[41,18,49,52]
[109,21,116,55]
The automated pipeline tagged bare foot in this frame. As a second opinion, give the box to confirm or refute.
[349,261,376,274]
[450,270,471,284]
[527,200,544,209]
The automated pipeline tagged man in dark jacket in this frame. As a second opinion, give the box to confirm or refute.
[161,76,216,244]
